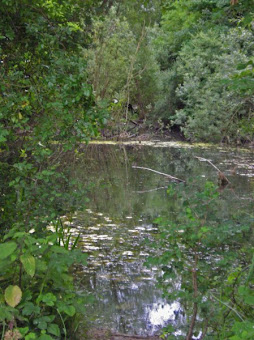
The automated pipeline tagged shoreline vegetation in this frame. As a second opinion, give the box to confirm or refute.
[1,0,253,339]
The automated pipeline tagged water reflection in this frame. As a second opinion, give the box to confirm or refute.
[148,300,182,326]
[67,142,254,336]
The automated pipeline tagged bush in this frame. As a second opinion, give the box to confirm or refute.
[173,28,253,142]
[0,230,88,340]
[85,7,160,123]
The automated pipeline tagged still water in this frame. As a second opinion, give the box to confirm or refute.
[65,141,254,336]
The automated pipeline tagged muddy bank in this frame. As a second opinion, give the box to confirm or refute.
[99,123,253,147]
[100,121,185,143]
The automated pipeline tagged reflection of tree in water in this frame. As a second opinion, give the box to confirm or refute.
[68,143,254,335]
[71,144,253,221]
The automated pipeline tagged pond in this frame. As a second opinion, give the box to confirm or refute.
[65,141,254,337]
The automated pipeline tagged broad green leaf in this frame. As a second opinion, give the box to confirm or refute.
[33,318,47,330]
[38,335,53,340]
[18,327,29,337]
[0,242,17,260]
[22,302,40,316]
[47,323,60,337]
[0,305,13,321]
[41,293,57,307]
[25,333,37,340]
[20,254,36,277]
[62,305,76,316]
[4,285,22,307]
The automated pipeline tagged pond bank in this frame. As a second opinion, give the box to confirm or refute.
[99,126,253,148]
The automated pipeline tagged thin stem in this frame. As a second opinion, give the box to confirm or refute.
[186,252,198,340]
[125,22,146,121]
[1,321,6,340]
[57,309,67,340]
[200,318,209,340]
[211,293,245,321]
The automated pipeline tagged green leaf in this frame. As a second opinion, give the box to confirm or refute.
[0,305,13,321]
[41,293,57,307]
[34,316,55,330]
[25,334,37,340]
[5,285,22,307]
[20,254,36,277]
[0,242,17,260]
[17,327,29,337]
[50,245,69,254]
[38,335,53,340]
[47,323,60,337]
[62,305,76,316]
[22,302,40,316]
[33,318,47,330]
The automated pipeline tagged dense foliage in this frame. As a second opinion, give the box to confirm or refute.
[82,0,254,142]
[0,0,108,338]
[85,5,160,130]
[1,0,254,339]
[154,0,254,142]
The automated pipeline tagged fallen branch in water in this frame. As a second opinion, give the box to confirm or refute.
[194,156,230,185]
[132,165,185,183]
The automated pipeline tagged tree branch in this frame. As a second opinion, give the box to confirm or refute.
[132,165,185,183]
[194,156,230,185]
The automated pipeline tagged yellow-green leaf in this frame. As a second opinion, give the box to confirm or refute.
[20,254,36,277]
[5,285,22,307]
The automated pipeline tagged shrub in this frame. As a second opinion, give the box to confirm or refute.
[173,28,253,142]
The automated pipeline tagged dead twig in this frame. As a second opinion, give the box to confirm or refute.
[194,156,230,185]
[132,166,185,183]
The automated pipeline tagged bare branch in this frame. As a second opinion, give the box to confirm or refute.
[132,165,185,183]
[194,156,230,185]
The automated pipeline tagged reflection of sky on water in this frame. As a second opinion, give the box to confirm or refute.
[146,300,185,335]
[148,301,181,326]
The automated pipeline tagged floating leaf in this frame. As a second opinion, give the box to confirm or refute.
[5,285,22,307]
[20,254,36,277]
[0,242,17,260]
